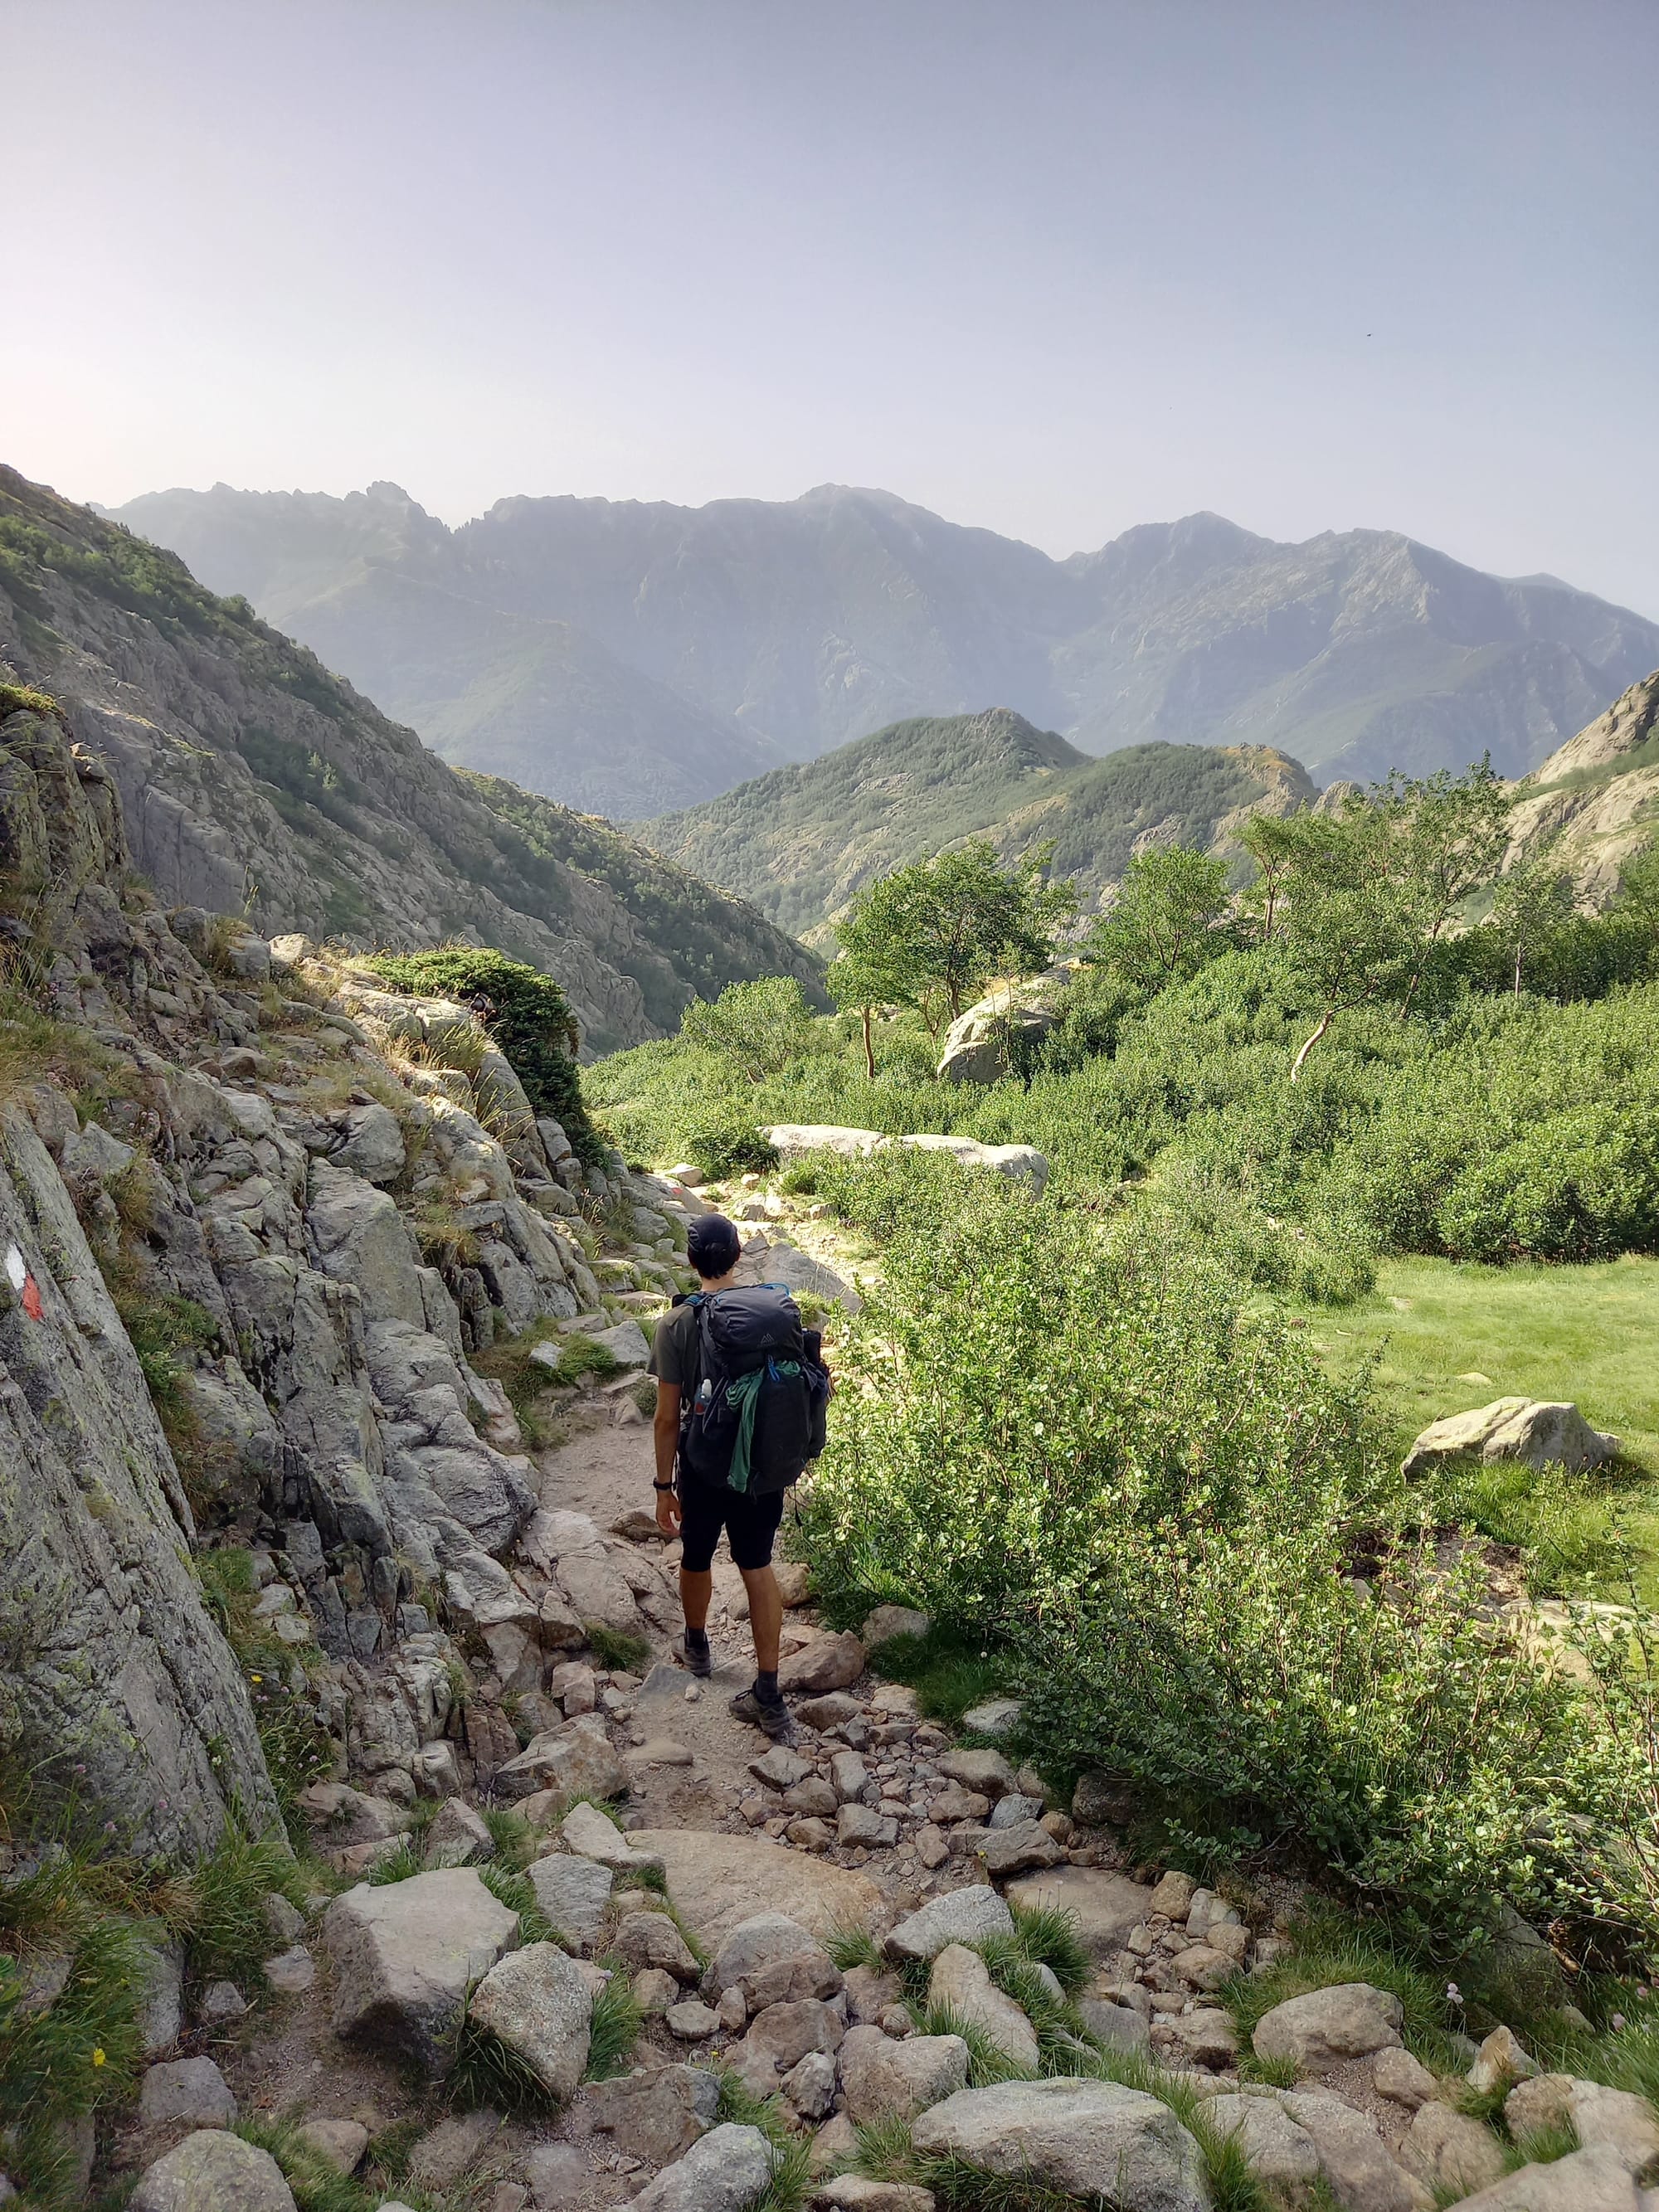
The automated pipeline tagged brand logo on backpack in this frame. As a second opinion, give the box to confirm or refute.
[676,1285,830,1494]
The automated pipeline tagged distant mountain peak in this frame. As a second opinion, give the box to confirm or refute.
[107,479,1659,813]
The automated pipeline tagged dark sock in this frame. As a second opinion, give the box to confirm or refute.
[755,1670,781,1704]
[684,1626,709,1653]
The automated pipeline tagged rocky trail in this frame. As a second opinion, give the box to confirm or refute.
[2,688,1654,2212]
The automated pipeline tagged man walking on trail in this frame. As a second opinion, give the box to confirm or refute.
[649,1212,828,1743]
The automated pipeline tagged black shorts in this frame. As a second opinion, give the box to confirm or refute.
[678,1480,786,1574]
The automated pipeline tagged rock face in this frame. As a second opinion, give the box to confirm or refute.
[1403,1398,1619,1476]
[324,1869,520,2070]
[911,2078,1211,2212]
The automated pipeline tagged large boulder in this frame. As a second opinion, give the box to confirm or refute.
[710,1913,844,2006]
[627,1828,883,1946]
[494,1721,627,1804]
[526,1854,613,1956]
[1399,2103,1507,2198]
[130,2131,297,2212]
[1252,1983,1405,2072]
[1004,1865,1155,1959]
[1279,2089,1428,2212]
[621,2122,774,2212]
[324,1868,520,2070]
[1403,1398,1619,1476]
[837,2025,971,2123]
[911,2077,1210,2212]
[1207,2093,1322,2197]
[777,1631,866,1694]
[465,1940,592,2100]
[893,1132,1049,1194]
[937,985,1063,1086]
[138,2056,237,2127]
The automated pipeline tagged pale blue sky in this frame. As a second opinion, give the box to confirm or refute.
[7,0,1657,611]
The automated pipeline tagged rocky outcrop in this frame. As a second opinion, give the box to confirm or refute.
[0,691,673,1851]
[761,1124,1049,1194]
[1502,671,1659,905]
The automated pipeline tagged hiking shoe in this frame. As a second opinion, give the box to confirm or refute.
[729,1687,796,1742]
[674,1632,713,1680]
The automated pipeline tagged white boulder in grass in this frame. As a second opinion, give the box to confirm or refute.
[1403,1398,1618,1476]
[912,2077,1210,2212]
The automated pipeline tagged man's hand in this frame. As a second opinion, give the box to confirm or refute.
[655,1484,682,1535]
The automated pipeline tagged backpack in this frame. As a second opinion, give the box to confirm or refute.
[675,1284,830,1495]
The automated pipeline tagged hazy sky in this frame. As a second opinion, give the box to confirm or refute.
[8,0,1658,611]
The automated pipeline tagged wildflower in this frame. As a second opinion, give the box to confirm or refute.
[1446,1982,1462,2004]
[250,1673,262,1683]
[105,1821,115,1834]
[1613,2013,1627,2031]
[73,1762,85,1775]
[92,2047,105,2067]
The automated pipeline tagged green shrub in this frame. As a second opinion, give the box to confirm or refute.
[685,1116,780,1179]
[680,975,821,1078]
[800,1203,1636,1950]
[362,946,601,1162]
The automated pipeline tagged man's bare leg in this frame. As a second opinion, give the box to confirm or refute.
[740,1563,782,1675]
[679,1567,713,1633]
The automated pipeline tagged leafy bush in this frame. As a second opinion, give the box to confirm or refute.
[362,946,601,1162]
[684,1116,780,1180]
[680,975,821,1077]
[799,1202,1637,1949]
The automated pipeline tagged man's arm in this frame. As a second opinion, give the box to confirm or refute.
[654,1381,682,1533]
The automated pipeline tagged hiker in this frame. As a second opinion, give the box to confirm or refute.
[649,1212,830,1742]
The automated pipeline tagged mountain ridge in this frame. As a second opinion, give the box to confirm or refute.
[639,707,1317,938]
[112,480,1659,819]
[1,466,820,1051]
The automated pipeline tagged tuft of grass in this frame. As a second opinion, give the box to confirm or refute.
[450,2012,557,2117]
[824,1921,885,1973]
[171,1816,308,1984]
[481,1806,538,1872]
[366,1839,424,1886]
[477,1864,561,1947]
[586,1623,651,1673]
[908,1997,1040,2088]
[863,1625,1013,1725]
[584,1961,645,2081]
[1004,1902,1090,1995]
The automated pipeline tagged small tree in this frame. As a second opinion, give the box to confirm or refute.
[1491,863,1574,996]
[1236,813,1302,942]
[831,841,1075,1041]
[1276,761,1513,1078]
[679,975,818,1078]
[1087,847,1232,988]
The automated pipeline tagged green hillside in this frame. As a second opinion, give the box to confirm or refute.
[640,707,1316,936]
